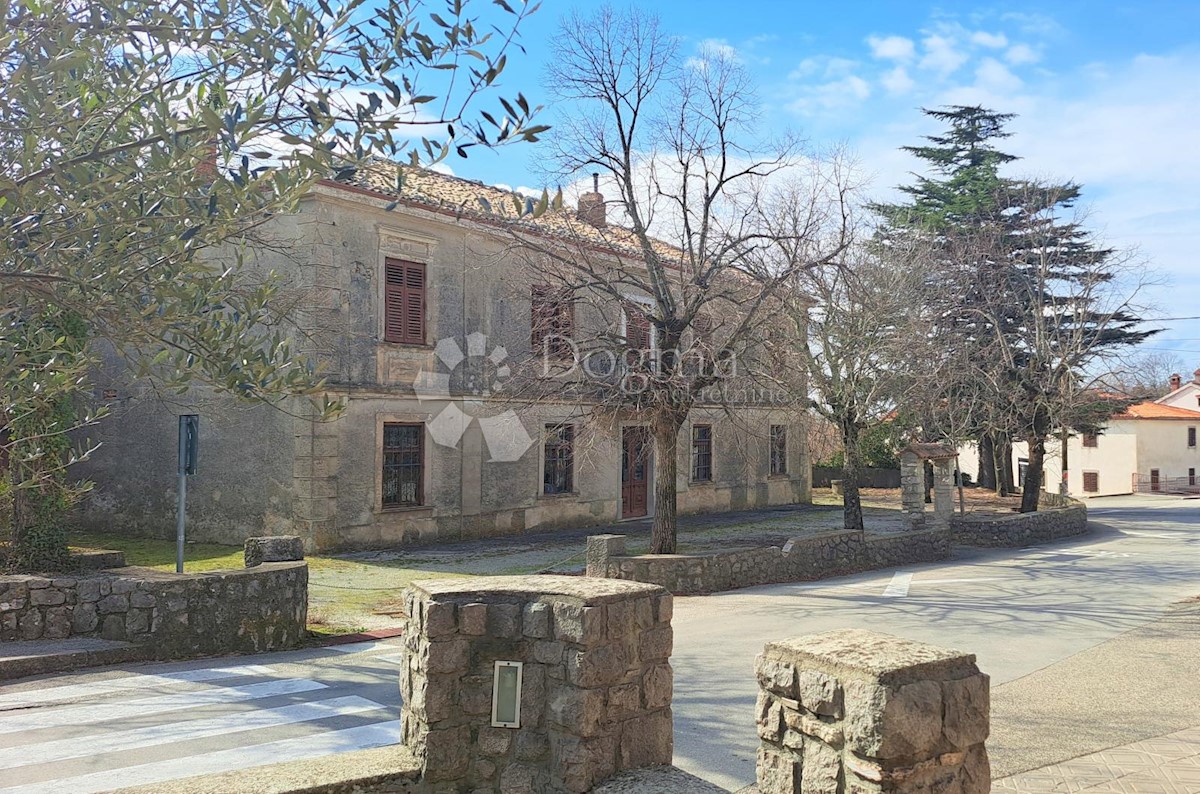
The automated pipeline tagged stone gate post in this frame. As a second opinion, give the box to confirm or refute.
[755,629,989,793]
[399,575,673,793]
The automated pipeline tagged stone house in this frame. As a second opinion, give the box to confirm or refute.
[76,164,810,551]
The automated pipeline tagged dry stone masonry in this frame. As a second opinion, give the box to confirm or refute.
[399,575,674,793]
[0,537,307,656]
[588,531,951,596]
[754,629,989,794]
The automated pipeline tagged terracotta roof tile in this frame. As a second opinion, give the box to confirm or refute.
[326,159,684,262]
[1114,401,1200,420]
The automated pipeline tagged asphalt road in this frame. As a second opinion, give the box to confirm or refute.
[0,495,1195,792]
[671,495,1200,789]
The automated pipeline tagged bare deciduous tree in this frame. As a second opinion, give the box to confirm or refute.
[499,8,853,553]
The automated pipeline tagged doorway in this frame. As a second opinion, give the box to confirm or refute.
[621,427,651,519]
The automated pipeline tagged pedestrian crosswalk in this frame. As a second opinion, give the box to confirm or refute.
[0,647,401,793]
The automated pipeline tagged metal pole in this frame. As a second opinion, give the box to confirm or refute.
[176,417,187,573]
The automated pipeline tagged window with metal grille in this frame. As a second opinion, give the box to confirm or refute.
[1190,468,1196,487]
[769,425,787,476]
[1083,471,1099,493]
[382,423,424,507]
[1082,433,1098,448]
[384,259,425,345]
[691,424,713,482]
[1189,427,1196,448]
[543,424,574,494]
[531,285,575,358]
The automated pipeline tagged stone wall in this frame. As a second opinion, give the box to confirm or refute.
[0,553,307,657]
[755,629,990,793]
[588,529,952,596]
[951,492,1088,548]
[399,576,674,793]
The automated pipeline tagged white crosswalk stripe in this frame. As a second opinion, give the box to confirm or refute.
[0,720,401,794]
[0,664,274,710]
[0,695,386,770]
[0,677,327,734]
[0,663,399,794]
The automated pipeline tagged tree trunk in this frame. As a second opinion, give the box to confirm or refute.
[840,421,864,532]
[1019,436,1046,513]
[993,437,1014,496]
[649,416,682,554]
[977,434,996,490]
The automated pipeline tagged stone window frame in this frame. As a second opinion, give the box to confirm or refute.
[375,410,434,514]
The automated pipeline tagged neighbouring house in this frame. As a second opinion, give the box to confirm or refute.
[959,372,1200,498]
[74,163,810,551]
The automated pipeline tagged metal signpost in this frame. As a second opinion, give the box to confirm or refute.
[176,415,199,573]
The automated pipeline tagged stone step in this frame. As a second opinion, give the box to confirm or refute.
[0,637,152,681]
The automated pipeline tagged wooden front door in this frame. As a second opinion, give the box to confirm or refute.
[621,427,650,519]
[1151,469,1161,492]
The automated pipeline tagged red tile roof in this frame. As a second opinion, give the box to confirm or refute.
[1114,401,1200,420]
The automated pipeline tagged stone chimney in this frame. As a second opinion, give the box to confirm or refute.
[576,173,606,228]
[1170,373,1183,391]
[1193,368,1200,386]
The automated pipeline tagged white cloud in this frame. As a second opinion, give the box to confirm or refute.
[919,34,968,75]
[866,35,915,62]
[1005,43,1040,65]
[881,66,915,96]
[974,58,1023,94]
[788,75,871,115]
[970,31,1008,49]
[698,38,739,61]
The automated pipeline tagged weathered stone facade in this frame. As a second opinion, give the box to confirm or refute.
[0,561,307,656]
[73,173,811,553]
[754,629,990,793]
[588,530,952,595]
[399,576,673,793]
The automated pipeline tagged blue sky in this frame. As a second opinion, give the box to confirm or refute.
[450,1,1200,379]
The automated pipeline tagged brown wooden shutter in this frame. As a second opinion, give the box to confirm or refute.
[626,306,651,350]
[1083,471,1099,493]
[384,259,425,345]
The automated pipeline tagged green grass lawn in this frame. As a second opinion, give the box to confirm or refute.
[71,531,245,572]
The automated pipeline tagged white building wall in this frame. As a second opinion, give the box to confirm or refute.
[1133,420,1200,489]
[1157,379,1200,410]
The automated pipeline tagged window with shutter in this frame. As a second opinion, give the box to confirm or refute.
[1082,471,1099,493]
[1082,433,1098,448]
[1189,427,1196,448]
[384,259,426,345]
[532,285,574,358]
[382,423,424,507]
[625,306,652,351]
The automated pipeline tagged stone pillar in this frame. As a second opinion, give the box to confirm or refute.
[586,534,627,578]
[399,575,673,793]
[930,460,956,531]
[900,452,926,530]
[755,628,989,794]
